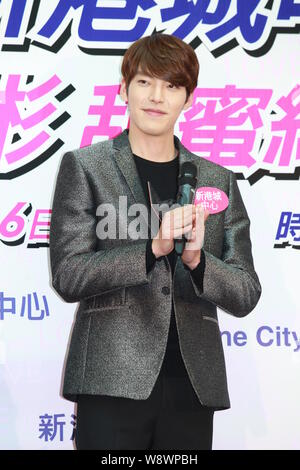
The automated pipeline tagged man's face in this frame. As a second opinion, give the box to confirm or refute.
[120,69,193,137]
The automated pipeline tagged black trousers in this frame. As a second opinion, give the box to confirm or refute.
[75,358,214,450]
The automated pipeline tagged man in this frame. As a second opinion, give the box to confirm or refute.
[49,33,262,450]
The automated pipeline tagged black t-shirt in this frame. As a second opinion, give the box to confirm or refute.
[132,151,189,377]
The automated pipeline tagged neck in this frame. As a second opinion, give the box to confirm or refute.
[127,125,177,163]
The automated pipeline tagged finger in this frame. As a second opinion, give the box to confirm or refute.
[178,204,195,216]
[186,207,203,248]
[204,208,210,223]
[195,207,205,245]
[185,212,200,244]
[185,225,195,241]
[173,206,196,228]
[179,206,200,239]
[173,223,193,238]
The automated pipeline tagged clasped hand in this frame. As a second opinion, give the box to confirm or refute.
[152,204,210,270]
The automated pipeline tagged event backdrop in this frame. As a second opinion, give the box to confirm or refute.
[0,0,299,450]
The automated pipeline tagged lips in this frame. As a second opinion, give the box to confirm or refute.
[143,109,166,116]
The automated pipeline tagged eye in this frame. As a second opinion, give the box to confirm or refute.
[138,79,148,85]
[168,83,179,89]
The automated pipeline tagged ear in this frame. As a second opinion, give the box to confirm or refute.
[183,91,194,111]
[119,77,128,103]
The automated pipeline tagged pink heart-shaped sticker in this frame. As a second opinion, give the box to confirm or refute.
[194,187,229,214]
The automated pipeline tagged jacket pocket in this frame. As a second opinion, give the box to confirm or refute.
[200,314,226,370]
[202,315,219,325]
[83,287,127,311]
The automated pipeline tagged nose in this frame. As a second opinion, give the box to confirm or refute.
[149,83,164,103]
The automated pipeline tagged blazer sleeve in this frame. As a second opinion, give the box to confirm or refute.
[49,151,151,303]
[183,248,206,293]
[189,170,262,317]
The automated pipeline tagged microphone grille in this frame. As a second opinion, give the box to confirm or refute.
[178,162,197,187]
[180,161,197,178]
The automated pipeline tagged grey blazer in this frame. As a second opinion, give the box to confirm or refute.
[49,129,262,410]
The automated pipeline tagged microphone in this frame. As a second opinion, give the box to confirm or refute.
[174,161,198,255]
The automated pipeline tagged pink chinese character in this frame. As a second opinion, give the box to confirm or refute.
[0,75,63,168]
[179,85,272,169]
[81,85,128,146]
[263,85,300,168]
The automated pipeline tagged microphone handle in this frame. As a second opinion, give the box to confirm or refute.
[174,184,195,256]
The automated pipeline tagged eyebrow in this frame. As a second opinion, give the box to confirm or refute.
[135,72,153,78]
[135,72,180,87]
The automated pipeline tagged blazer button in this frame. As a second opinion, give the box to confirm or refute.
[161,286,170,295]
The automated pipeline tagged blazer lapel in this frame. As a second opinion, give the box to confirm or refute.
[113,129,202,201]
[113,129,148,209]
[112,129,206,233]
